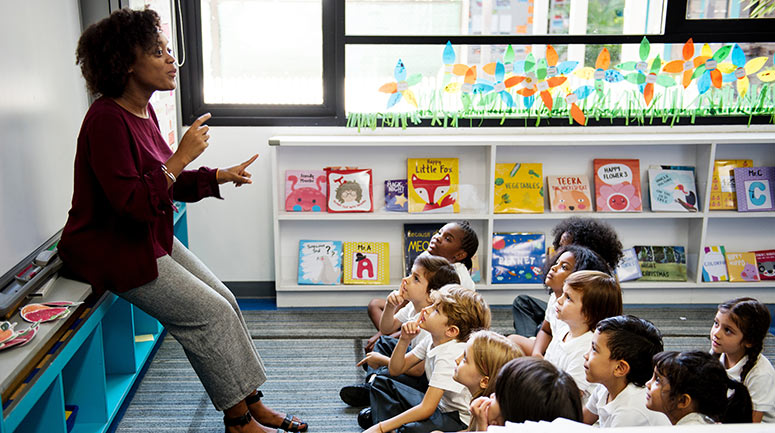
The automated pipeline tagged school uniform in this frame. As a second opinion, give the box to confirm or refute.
[545,330,594,402]
[722,352,775,423]
[586,383,671,427]
[675,412,716,425]
[454,262,476,290]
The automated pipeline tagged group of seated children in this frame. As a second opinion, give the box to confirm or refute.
[339,218,774,432]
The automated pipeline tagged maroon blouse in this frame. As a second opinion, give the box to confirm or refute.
[59,98,220,292]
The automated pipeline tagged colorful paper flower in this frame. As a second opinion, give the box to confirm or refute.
[378,59,422,108]
[718,44,768,97]
[441,41,471,86]
[565,85,594,125]
[473,61,519,108]
[662,38,709,89]
[515,45,568,110]
[692,43,732,95]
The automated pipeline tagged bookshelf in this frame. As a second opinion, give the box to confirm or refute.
[269,126,775,307]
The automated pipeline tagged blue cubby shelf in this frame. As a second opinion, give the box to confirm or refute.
[1,289,166,433]
[173,201,188,247]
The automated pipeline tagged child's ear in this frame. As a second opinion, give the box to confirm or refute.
[479,375,489,391]
[676,393,693,410]
[446,324,460,339]
[613,360,630,379]
[453,250,467,263]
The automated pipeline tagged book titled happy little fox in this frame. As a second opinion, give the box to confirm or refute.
[407,158,459,213]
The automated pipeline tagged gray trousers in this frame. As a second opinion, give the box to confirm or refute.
[117,237,266,410]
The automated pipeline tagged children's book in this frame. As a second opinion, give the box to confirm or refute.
[615,247,642,282]
[402,223,444,277]
[491,233,545,284]
[298,240,342,285]
[648,167,699,212]
[325,167,373,212]
[407,158,459,213]
[726,252,760,282]
[702,246,729,282]
[384,179,408,212]
[470,251,481,283]
[634,246,687,281]
[754,250,775,281]
[284,170,327,212]
[594,159,642,212]
[734,167,775,212]
[710,160,753,210]
[493,163,544,213]
[547,174,593,213]
[343,241,390,284]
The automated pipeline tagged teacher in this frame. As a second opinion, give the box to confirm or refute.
[59,8,307,433]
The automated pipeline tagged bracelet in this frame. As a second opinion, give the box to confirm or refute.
[161,164,176,183]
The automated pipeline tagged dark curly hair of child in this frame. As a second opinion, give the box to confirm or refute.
[550,217,623,270]
[76,8,162,98]
[455,220,479,271]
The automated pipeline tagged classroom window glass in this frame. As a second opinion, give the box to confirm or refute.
[686,0,775,19]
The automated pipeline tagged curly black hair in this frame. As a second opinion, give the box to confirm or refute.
[76,8,161,97]
[454,220,479,271]
[550,217,624,270]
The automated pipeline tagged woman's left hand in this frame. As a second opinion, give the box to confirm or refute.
[216,154,258,186]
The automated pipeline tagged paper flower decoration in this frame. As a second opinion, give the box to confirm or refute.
[693,44,732,95]
[515,46,569,110]
[378,59,422,108]
[442,41,471,86]
[565,85,594,125]
[473,61,519,108]
[662,39,708,89]
[587,48,624,94]
[756,55,775,82]
[624,55,676,106]
[718,44,768,97]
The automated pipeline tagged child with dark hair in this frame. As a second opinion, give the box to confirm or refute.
[710,297,775,422]
[469,357,583,429]
[511,217,622,338]
[582,315,670,426]
[647,351,753,424]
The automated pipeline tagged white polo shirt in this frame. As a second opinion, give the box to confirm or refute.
[394,303,430,347]
[586,383,671,427]
[454,262,475,290]
[544,330,594,402]
[411,338,472,426]
[722,352,775,423]
[676,412,716,425]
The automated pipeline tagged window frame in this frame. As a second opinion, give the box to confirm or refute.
[179,0,775,126]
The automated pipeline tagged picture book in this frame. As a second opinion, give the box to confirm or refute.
[298,240,342,285]
[407,158,459,213]
[491,233,545,284]
[284,170,327,212]
[726,252,760,282]
[325,167,373,212]
[493,163,544,213]
[754,250,775,281]
[710,159,753,210]
[384,179,408,212]
[402,223,444,277]
[615,247,642,282]
[648,167,699,212]
[343,241,390,285]
[594,159,642,212]
[470,251,481,283]
[634,246,687,281]
[702,246,728,282]
[547,174,593,213]
[734,166,775,212]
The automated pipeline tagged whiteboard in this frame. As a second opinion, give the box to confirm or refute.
[0,1,90,274]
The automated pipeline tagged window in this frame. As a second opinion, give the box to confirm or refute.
[179,0,775,126]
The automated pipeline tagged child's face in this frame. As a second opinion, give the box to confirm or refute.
[454,339,486,394]
[645,369,670,414]
[428,223,465,263]
[401,264,430,303]
[583,330,619,384]
[710,311,749,358]
[418,302,451,337]
[545,251,575,294]
[555,284,586,329]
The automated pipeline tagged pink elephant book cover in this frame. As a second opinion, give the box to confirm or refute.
[284,170,327,212]
[343,242,390,285]
[593,159,643,212]
[726,252,760,282]
[547,175,593,212]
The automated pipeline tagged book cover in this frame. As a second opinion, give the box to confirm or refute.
[494,163,544,213]
[298,240,342,285]
[734,166,775,212]
[343,241,390,284]
[754,250,775,281]
[402,223,444,277]
[470,251,481,283]
[491,233,546,284]
[547,174,593,213]
[325,167,374,212]
[648,167,699,212]
[726,252,760,282]
[594,159,643,212]
[285,170,327,212]
[407,158,459,213]
[634,246,687,281]
[615,247,642,282]
[702,246,728,282]
[710,160,753,210]
[384,179,408,212]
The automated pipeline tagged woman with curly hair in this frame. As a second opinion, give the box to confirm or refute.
[59,8,307,433]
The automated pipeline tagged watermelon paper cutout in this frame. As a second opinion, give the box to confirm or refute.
[0,323,39,351]
[0,321,17,344]
[20,304,71,323]
[41,301,83,308]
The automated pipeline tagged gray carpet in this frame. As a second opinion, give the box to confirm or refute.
[115,306,775,433]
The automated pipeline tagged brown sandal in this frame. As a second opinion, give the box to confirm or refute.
[224,410,253,432]
[245,391,308,432]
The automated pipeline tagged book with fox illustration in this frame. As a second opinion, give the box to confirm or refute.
[547,174,593,213]
[342,241,390,285]
[407,158,459,213]
[494,163,544,213]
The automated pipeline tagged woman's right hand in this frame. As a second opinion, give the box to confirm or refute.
[175,113,211,166]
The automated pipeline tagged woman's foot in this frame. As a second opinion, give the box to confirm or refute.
[246,391,308,432]
[223,406,277,433]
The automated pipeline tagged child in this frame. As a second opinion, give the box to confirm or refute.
[544,270,622,402]
[512,217,623,338]
[582,315,670,427]
[453,329,523,402]
[361,286,491,433]
[710,297,775,423]
[469,357,583,430]
[340,253,460,407]
[508,245,611,357]
[646,350,752,424]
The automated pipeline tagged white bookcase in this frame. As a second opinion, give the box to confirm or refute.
[269,126,775,307]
